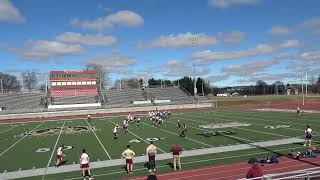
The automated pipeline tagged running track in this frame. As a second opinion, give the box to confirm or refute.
[128,156,320,180]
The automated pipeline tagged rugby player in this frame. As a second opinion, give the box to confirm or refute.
[113,124,119,139]
[55,144,64,167]
[180,123,187,137]
[304,125,313,147]
[80,149,93,180]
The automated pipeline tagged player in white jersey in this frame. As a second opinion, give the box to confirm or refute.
[113,124,119,139]
[55,144,64,167]
[80,149,93,180]
[304,125,313,147]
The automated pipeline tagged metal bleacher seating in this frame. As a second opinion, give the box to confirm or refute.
[0,92,45,111]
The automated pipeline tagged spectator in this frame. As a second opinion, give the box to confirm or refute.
[146,141,157,172]
[122,145,135,174]
[147,172,158,180]
[246,158,263,179]
[170,144,182,171]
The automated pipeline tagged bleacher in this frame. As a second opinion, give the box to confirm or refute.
[0,92,45,111]
[146,87,196,102]
[103,89,145,107]
[51,95,98,105]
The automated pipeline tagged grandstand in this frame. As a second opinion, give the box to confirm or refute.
[0,92,44,111]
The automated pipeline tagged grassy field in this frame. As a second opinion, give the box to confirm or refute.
[0,109,319,179]
[208,94,320,107]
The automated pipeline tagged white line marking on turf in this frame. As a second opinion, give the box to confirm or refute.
[63,146,304,180]
[141,122,213,148]
[0,125,17,134]
[108,120,166,153]
[85,119,112,160]
[42,120,66,180]
[0,121,45,157]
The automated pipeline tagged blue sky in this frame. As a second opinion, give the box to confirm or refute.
[0,0,320,87]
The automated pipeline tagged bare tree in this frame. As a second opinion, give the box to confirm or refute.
[85,63,110,90]
[0,72,21,93]
[21,71,37,92]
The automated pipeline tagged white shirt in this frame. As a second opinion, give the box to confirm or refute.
[80,153,89,164]
[306,128,312,134]
[57,147,63,155]
[113,127,118,133]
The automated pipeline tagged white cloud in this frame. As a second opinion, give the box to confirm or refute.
[299,16,320,36]
[13,40,85,61]
[191,40,300,65]
[268,26,293,36]
[0,0,25,22]
[222,59,279,76]
[217,31,246,45]
[56,32,117,46]
[144,32,217,49]
[208,0,259,8]
[163,59,210,77]
[84,54,137,67]
[71,10,144,31]
[206,75,230,82]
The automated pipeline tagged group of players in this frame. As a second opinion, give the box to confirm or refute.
[148,110,171,127]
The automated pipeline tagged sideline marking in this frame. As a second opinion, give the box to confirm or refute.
[42,120,66,180]
[0,121,45,157]
[85,119,112,160]
[108,120,166,153]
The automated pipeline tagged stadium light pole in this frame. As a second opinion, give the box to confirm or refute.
[0,79,3,94]
[301,55,305,106]
[190,36,198,96]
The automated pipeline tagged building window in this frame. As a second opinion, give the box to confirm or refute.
[62,82,66,86]
[67,82,71,85]
[51,82,57,86]
[72,81,76,85]
[92,81,96,85]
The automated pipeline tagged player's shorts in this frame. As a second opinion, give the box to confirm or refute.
[80,163,89,169]
[126,159,133,164]
[56,155,62,160]
[306,134,312,140]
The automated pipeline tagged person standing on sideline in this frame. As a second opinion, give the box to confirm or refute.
[304,125,313,147]
[297,106,301,116]
[146,141,157,172]
[122,145,135,174]
[80,149,93,180]
[170,144,182,171]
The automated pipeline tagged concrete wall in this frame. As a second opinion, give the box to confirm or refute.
[0,103,213,120]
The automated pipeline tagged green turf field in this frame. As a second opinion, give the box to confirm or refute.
[0,109,319,180]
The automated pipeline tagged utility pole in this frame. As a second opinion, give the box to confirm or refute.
[301,55,305,106]
[190,36,198,96]
[0,79,3,94]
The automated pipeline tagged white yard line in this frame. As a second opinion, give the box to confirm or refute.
[42,120,66,180]
[108,120,166,153]
[0,121,45,157]
[85,119,112,160]
[0,125,17,134]
[141,122,213,148]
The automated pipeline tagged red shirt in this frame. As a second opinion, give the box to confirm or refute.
[170,145,182,155]
[246,164,263,179]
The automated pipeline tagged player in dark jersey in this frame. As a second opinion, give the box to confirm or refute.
[180,123,187,137]
[304,125,313,147]
[176,120,181,130]
[297,106,301,116]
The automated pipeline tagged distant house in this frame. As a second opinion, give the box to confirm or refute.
[217,93,230,97]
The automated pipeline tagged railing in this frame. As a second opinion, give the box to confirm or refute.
[238,166,320,180]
